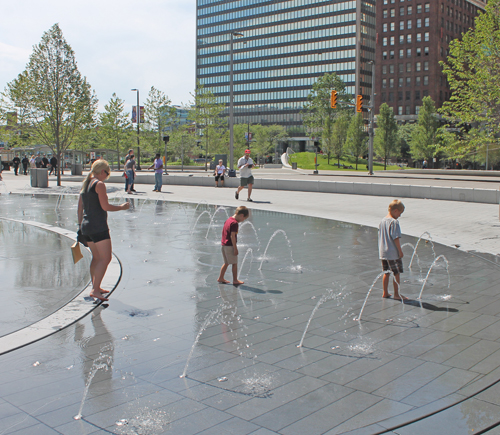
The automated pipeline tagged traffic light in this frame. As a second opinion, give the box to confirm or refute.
[356,95,363,113]
[330,90,338,109]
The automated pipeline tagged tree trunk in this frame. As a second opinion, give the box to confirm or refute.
[57,145,61,187]
[384,157,387,171]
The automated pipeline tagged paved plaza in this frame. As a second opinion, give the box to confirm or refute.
[0,169,500,434]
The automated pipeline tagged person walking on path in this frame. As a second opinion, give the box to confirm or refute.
[12,155,20,175]
[124,154,136,194]
[217,206,249,285]
[378,199,407,301]
[123,149,136,192]
[21,155,29,175]
[49,155,57,175]
[235,149,254,202]
[78,160,130,301]
[214,159,226,187]
[149,153,164,192]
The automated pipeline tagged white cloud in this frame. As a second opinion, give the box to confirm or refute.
[0,0,196,111]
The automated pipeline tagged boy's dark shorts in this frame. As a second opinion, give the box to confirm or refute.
[240,176,254,187]
[382,259,404,275]
[215,174,224,181]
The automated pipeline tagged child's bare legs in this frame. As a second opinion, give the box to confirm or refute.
[232,264,243,285]
[382,272,391,298]
[393,274,407,300]
[218,263,230,283]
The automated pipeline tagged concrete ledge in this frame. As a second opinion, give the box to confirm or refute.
[73,173,500,205]
[0,219,122,356]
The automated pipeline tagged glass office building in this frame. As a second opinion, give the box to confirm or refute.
[196,0,376,131]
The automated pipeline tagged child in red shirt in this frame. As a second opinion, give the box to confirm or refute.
[217,206,249,285]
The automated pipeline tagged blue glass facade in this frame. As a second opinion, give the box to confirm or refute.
[196,0,376,129]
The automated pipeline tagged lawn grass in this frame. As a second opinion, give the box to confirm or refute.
[288,152,401,171]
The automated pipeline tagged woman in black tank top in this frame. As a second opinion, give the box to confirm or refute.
[78,160,130,301]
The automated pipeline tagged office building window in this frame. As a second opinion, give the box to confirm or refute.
[389,92,394,101]
[400,20,405,30]
[399,63,404,73]
[382,92,387,102]
[390,36,395,45]
[417,18,422,27]
[423,75,429,85]
[398,106,403,115]
[390,78,395,88]
[391,8,396,17]
[425,3,430,12]
[406,77,411,86]
[424,32,430,41]
[382,65,387,74]
[407,48,412,57]
[424,61,429,70]
[391,22,396,31]
[416,47,422,56]
[423,89,429,97]
[399,49,404,58]
[408,5,413,14]
[406,105,411,114]
[407,34,412,43]
[383,37,388,46]
[425,17,430,26]
[406,62,412,72]
[400,35,405,44]
[383,51,388,60]
[400,6,405,15]
[425,46,429,55]
[415,90,421,100]
[417,4,422,13]
[406,90,411,100]
[416,62,421,71]
[416,76,421,86]
[398,91,403,101]
[389,64,395,73]
[399,77,404,87]
[383,23,388,32]
[390,50,395,59]
[382,79,387,88]
[407,19,412,29]
[417,33,422,42]
[416,105,421,114]
[383,9,388,18]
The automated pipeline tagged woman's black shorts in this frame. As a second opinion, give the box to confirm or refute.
[215,174,224,181]
[82,230,110,244]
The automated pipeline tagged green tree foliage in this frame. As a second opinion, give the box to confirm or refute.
[168,124,197,166]
[252,124,288,163]
[99,93,132,169]
[189,83,227,164]
[409,97,441,162]
[346,113,368,170]
[303,73,352,163]
[5,24,97,185]
[143,86,175,154]
[374,103,399,170]
[440,0,500,160]
[332,113,351,167]
[397,123,416,161]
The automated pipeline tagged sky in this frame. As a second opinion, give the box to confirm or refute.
[0,0,196,114]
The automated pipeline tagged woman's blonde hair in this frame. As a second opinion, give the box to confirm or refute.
[81,159,111,193]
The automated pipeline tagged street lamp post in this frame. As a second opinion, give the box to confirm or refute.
[229,32,243,171]
[131,89,141,170]
[367,61,375,176]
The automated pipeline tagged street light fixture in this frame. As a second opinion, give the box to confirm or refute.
[131,89,141,170]
[229,31,243,172]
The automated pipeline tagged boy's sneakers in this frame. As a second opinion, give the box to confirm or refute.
[235,191,239,200]
[247,198,253,202]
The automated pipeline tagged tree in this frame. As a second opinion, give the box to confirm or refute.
[168,124,197,167]
[144,86,175,153]
[5,24,97,185]
[253,125,288,163]
[303,73,352,164]
[189,83,227,167]
[346,113,368,170]
[440,0,500,159]
[397,122,416,162]
[99,93,132,169]
[332,112,351,167]
[374,103,399,170]
[409,97,441,164]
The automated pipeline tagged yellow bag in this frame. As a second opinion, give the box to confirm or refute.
[71,241,83,264]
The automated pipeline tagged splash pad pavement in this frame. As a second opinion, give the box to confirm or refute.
[1,191,500,434]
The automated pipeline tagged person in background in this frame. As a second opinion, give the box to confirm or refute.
[124,149,136,192]
[22,155,29,175]
[12,154,20,175]
[235,149,254,202]
[214,159,226,187]
[124,154,136,194]
[149,153,164,192]
[49,155,58,175]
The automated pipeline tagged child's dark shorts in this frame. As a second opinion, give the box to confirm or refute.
[382,259,404,275]
[215,174,224,181]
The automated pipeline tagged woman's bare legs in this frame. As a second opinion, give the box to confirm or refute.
[87,239,112,301]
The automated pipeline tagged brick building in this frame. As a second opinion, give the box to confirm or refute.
[375,0,486,122]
